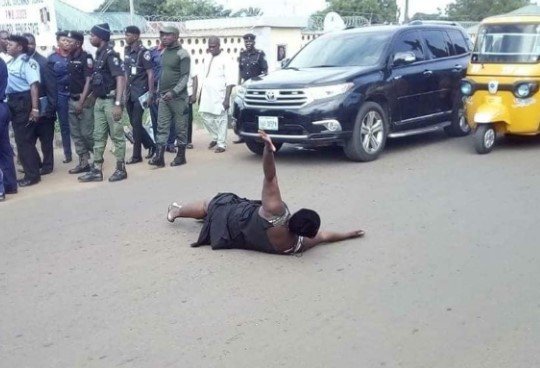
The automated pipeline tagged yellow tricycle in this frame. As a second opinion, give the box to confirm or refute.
[461,12,540,153]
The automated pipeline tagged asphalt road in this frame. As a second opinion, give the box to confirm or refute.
[1,129,539,367]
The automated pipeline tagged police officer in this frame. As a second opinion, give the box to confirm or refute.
[235,33,268,143]
[0,57,17,200]
[5,35,41,187]
[78,23,127,183]
[123,25,156,164]
[148,26,190,168]
[23,32,57,175]
[65,31,95,174]
[48,31,73,163]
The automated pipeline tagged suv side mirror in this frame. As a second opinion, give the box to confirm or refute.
[281,58,290,68]
[393,51,416,66]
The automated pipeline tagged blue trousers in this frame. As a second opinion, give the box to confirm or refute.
[0,102,16,194]
[57,93,72,157]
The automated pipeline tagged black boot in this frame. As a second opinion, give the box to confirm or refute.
[148,145,165,167]
[170,145,186,166]
[109,161,128,182]
[145,145,156,159]
[69,154,91,174]
[78,163,103,182]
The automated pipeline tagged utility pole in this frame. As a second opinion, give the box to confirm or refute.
[129,0,135,24]
[404,0,409,23]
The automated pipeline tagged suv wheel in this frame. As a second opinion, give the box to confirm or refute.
[344,102,388,162]
[444,98,471,137]
[245,140,283,155]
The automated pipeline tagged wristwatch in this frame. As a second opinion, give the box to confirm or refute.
[114,101,121,106]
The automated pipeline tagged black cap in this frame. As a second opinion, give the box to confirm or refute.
[66,31,84,43]
[243,33,256,41]
[7,34,29,52]
[91,23,111,42]
[125,26,141,35]
[56,31,68,40]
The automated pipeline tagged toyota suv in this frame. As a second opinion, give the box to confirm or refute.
[233,22,472,161]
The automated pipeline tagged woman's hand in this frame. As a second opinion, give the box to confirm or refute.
[258,130,276,152]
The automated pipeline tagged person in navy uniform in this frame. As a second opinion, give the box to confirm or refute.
[23,32,57,175]
[123,25,156,164]
[0,57,17,200]
[65,31,95,174]
[5,35,41,187]
[235,33,268,144]
[48,31,73,163]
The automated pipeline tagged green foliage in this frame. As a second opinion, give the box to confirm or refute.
[411,12,444,21]
[95,0,232,17]
[445,0,531,21]
[315,0,399,23]
[231,7,263,17]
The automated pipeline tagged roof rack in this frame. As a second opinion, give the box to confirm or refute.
[408,20,459,26]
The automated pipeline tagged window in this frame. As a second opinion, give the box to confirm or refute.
[447,30,469,55]
[393,31,425,62]
[423,30,450,59]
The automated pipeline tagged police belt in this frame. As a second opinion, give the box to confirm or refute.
[6,90,31,101]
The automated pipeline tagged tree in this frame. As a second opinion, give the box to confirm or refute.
[315,0,399,24]
[231,7,263,17]
[160,0,231,17]
[411,12,445,21]
[445,0,531,21]
[95,0,161,15]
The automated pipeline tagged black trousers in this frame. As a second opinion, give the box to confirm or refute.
[126,98,154,159]
[7,92,40,182]
[36,115,55,171]
[186,103,193,144]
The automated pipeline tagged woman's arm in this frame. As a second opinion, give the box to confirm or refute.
[302,229,365,251]
[259,130,286,218]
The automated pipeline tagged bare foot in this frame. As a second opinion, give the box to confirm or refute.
[167,202,182,222]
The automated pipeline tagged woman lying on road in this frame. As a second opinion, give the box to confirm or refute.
[166,131,364,254]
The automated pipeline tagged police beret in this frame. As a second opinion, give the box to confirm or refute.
[243,33,256,40]
[125,26,141,35]
[66,31,84,42]
[160,26,179,35]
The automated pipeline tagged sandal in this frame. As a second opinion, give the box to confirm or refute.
[167,202,182,223]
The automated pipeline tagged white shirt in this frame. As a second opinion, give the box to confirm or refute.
[187,58,198,97]
[0,52,12,63]
[199,52,237,115]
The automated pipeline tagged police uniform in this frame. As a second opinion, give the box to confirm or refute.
[6,53,41,186]
[238,36,268,82]
[89,44,126,166]
[67,38,95,173]
[0,58,17,198]
[124,41,155,162]
[30,50,57,174]
[48,47,73,162]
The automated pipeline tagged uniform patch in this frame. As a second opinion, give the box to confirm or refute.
[87,58,93,67]
[113,57,119,66]
[30,62,38,70]
[143,51,151,61]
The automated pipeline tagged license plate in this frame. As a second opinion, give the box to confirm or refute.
[258,116,279,131]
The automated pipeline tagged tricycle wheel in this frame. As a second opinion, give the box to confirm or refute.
[245,140,282,155]
[474,124,496,154]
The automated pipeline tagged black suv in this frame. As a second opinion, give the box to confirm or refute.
[233,22,472,161]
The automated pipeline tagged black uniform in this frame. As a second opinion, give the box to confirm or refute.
[30,51,56,174]
[123,42,155,160]
[239,49,268,82]
[68,49,93,96]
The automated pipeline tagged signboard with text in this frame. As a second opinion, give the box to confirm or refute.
[0,0,58,47]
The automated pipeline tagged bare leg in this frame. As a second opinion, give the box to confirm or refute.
[167,199,210,222]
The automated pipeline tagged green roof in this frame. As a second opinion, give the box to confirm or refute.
[54,0,147,33]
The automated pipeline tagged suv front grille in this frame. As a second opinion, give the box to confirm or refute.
[244,89,308,109]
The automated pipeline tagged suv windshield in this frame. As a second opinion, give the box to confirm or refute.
[473,23,540,63]
[287,31,392,68]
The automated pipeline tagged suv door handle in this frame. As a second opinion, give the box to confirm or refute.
[452,65,464,72]
[423,70,433,76]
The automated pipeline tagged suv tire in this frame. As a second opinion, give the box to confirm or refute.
[444,97,471,137]
[245,140,283,155]
[344,102,388,162]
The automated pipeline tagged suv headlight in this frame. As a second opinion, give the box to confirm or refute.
[460,80,473,96]
[236,85,246,99]
[305,83,353,101]
[514,82,538,99]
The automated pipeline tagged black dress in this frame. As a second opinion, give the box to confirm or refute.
[192,193,280,254]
